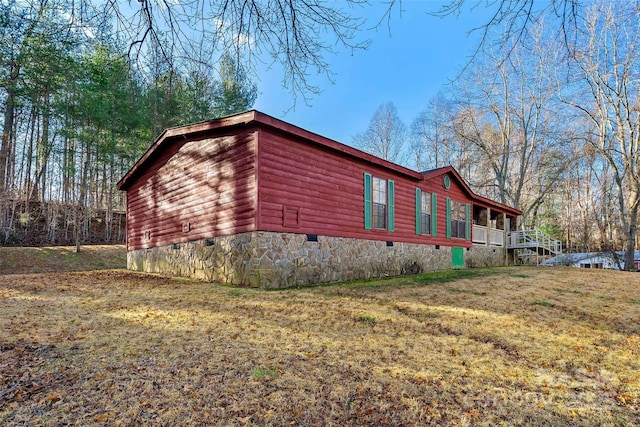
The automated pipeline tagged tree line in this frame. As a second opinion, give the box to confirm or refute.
[3,0,639,270]
[354,2,640,269]
[0,2,256,247]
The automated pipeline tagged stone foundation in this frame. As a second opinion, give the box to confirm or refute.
[467,245,508,268]
[128,232,508,288]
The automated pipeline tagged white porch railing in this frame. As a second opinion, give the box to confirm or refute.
[507,229,563,255]
[472,225,505,247]
[490,229,504,246]
[472,225,488,244]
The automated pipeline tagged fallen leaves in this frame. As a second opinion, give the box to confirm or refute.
[0,266,638,425]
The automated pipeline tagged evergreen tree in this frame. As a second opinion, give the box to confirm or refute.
[212,54,257,117]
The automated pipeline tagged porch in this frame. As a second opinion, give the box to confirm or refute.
[471,205,513,248]
[470,204,562,256]
[472,225,507,247]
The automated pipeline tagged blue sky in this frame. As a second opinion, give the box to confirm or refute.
[253,1,490,145]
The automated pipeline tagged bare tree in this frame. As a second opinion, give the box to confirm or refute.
[449,22,573,226]
[410,92,458,171]
[557,141,621,253]
[353,102,408,164]
[410,101,484,183]
[91,0,384,103]
[564,2,640,270]
[432,0,582,67]
[4,0,587,114]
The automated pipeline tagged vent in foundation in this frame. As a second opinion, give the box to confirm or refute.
[435,245,440,250]
[306,234,318,242]
[386,241,394,247]
[172,243,180,250]
[205,238,215,246]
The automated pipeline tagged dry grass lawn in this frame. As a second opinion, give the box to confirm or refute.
[0,258,639,425]
[0,245,125,274]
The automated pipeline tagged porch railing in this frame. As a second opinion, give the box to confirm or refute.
[472,225,488,244]
[490,229,504,246]
[472,224,506,247]
[506,229,562,255]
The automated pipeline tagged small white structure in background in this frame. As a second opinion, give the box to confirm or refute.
[542,251,640,270]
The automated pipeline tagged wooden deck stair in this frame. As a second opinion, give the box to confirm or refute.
[507,230,563,256]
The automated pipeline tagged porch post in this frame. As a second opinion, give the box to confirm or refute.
[486,208,491,246]
[505,216,510,265]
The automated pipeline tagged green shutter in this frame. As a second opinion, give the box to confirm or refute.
[388,180,395,232]
[466,203,471,241]
[431,193,438,236]
[446,197,451,239]
[415,188,421,235]
[364,173,372,230]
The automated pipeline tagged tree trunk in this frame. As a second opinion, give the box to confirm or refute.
[75,205,81,253]
[0,63,19,195]
[75,140,93,252]
[624,204,638,271]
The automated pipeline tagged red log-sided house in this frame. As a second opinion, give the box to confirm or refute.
[117,110,521,288]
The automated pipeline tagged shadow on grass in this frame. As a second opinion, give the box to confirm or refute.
[0,245,126,274]
[270,267,517,294]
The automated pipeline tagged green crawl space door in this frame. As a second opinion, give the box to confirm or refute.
[452,247,465,269]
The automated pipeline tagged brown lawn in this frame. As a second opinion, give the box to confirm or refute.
[0,258,639,425]
[0,245,125,274]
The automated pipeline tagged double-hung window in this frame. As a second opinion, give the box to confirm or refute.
[364,173,394,231]
[450,200,467,239]
[421,191,431,235]
[372,177,387,229]
[415,188,437,236]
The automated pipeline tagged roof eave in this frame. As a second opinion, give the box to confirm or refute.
[117,110,424,191]
[251,111,422,180]
[115,110,521,217]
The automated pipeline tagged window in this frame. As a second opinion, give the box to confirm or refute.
[416,188,437,236]
[421,191,431,235]
[451,201,465,238]
[443,175,451,189]
[373,177,387,229]
[364,173,394,231]
[449,200,467,239]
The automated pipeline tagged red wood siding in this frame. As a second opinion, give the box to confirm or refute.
[119,111,520,253]
[257,129,474,247]
[125,129,257,250]
[421,174,473,246]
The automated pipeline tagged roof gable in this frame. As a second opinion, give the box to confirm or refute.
[420,166,474,198]
[419,166,521,216]
[117,111,258,191]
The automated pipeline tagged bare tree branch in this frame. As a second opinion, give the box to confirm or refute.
[432,0,582,75]
[91,0,378,104]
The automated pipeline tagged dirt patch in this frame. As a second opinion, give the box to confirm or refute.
[0,266,639,425]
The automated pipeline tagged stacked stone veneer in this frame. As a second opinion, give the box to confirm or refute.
[466,245,508,268]
[127,231,508,288]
